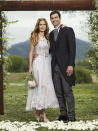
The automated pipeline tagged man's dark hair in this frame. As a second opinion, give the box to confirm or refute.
[50,10,61,18]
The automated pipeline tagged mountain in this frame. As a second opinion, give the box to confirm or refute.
[7,38,90,60]
[75,39,90,60]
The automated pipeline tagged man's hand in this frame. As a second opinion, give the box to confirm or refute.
[33,53,39,59]
[66,66,73,76]
[61,24,66,28]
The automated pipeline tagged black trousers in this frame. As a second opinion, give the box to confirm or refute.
[53,64,75,118]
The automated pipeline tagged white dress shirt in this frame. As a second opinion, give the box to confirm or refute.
[54,24,61,32]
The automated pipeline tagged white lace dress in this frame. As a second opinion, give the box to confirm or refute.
[26,36,59,111]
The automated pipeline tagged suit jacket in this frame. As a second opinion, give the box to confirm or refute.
[49,26,76,86]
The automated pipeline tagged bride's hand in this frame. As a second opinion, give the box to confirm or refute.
[61,24,66,28]
[33,53,39,59]
[29,67,33,75]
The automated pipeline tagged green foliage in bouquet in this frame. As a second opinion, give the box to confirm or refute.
[24,73,38,88]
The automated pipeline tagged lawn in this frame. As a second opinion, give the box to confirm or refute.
[0,72,98,131]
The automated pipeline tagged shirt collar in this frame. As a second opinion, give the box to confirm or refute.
[54,24,61,30]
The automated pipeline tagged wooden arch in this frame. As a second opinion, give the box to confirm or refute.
[0,0,96,115]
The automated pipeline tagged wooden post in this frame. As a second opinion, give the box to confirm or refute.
[0,11,4,115]
[0,0,95,11]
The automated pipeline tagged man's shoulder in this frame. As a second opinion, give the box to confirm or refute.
[62,26,75,35]
[62,26,73,31]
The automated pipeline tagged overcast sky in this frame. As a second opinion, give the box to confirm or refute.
[5,11,90,46]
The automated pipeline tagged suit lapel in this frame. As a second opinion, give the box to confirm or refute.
[51,26,63,50]
[51,31,55,42]
[52,26,62,42]
[50,31,56,50]
[54,27,63,50]
[56,27,62,42]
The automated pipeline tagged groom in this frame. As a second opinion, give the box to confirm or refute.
[49,10,76,122]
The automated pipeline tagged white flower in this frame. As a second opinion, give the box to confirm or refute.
[0,119,98,131]
[28,80,37,88]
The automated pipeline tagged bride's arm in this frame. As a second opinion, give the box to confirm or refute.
[29,42,34,74]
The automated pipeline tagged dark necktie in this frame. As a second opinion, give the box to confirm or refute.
[53,28,59,41]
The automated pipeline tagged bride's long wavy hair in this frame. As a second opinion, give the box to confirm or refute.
[30,18,49,47]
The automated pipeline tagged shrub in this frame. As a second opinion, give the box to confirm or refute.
[75,66,92,84]
[7,55,28,72]
[76,60,92,70]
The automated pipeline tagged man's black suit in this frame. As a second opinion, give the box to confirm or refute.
[49,26,76,119]
[49,26,76,86]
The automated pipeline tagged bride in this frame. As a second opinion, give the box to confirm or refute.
[26,18,59,122]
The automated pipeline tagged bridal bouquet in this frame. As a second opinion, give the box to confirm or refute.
[25,73,37,88]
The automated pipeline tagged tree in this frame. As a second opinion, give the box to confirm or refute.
[87,0,98,75]
[1,11,18,89]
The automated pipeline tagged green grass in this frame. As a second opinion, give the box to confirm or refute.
[0,72,98,131]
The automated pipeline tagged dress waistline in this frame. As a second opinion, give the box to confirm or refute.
[37,52,49,57]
